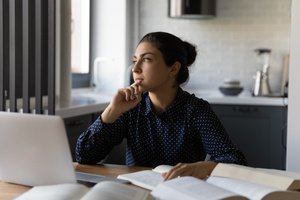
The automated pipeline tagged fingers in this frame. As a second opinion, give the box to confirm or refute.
[163,161,218,181]
[163,163,186,180]
[124,80,142,101]
[129,85,138,100]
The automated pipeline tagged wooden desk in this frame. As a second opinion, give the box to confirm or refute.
[0,163,151,200]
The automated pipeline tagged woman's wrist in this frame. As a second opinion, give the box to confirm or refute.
[101,104,123,123]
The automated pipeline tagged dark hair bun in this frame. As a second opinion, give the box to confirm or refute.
[183,41,197,67]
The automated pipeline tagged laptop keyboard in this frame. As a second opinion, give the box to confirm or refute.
[76,172,130,187]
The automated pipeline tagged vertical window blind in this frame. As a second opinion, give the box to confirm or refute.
[0,0,55,115]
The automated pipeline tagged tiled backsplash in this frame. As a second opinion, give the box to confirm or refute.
[138,0,291,94]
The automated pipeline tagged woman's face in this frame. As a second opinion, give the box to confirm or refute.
[132,42,176,92]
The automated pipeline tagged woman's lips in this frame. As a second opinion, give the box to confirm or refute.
[135,78,143,83]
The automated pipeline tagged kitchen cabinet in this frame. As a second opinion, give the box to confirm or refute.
[64,112,126,164]
[64,114,94,161]
[211,104,287,170]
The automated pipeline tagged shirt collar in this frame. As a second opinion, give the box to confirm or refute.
[144,94,152,116]
[143,87,186,116]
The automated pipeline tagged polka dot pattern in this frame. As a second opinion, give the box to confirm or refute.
[76,88,246,167]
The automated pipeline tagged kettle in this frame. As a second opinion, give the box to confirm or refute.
[253,48,272,96]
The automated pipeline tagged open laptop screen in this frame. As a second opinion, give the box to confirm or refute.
[0,112,76,186]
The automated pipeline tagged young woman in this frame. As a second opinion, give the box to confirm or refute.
[76,32,246,180]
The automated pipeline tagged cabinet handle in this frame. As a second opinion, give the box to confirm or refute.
[232,106,258,113]
[281,123,287,151]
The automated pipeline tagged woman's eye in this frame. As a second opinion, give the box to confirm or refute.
[143,58,151,62]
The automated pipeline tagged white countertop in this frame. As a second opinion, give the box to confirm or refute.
[185,89,288,107]
[55,88,288,118]
[56,89,112,118]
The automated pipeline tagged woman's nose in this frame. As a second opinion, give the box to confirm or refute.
[132,63,141,73]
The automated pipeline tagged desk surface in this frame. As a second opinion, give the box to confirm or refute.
[0,163,151,200]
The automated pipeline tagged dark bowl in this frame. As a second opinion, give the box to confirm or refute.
[219,87,243,96]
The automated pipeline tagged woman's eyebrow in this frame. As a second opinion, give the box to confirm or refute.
[133,52,155,59]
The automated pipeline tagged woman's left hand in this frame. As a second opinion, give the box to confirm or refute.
[162,161,217,180]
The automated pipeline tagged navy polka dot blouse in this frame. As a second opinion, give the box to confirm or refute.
[76,88,246,167]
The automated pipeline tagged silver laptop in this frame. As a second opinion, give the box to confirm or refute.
[0,112,127,186]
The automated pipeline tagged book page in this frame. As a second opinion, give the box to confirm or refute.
[117,170,164,190]
[256,167,300,179]
[207,176,300,200]
[15,183,89,200]
[151,176,248,200]
[152,165,173,174]
[81,181,149,200]
[207,176,280,200]
[211,163,299,190]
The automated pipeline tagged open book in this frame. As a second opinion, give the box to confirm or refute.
[117,165,172,190]
[211,163,300,190]
[15,181,149,200]
[152,176,300,200]
[117,163,300,199]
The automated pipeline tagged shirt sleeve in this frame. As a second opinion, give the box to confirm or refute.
[193,100,247,165]
[75,114,128,164]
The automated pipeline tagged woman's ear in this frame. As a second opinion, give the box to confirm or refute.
[170,61,181,76]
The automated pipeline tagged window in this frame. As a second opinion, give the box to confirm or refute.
[71,0,90,88]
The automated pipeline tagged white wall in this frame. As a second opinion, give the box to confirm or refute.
[286,0,300,171]
[138,0,291,94]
